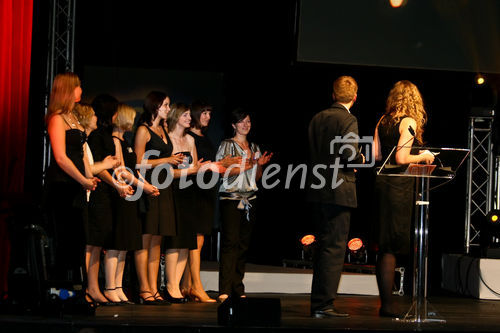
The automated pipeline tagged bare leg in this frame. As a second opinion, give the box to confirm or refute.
[148,235,164,300]
[85,245,108,302]
[104,249,121,302]
[115,250,128,301]
[135,234,153,300]
[165,249,183,298]
[189,234,214,302]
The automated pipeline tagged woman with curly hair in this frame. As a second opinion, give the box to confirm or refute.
[373,80,434,317]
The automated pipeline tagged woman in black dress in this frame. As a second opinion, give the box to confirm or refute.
[164,103,209,302]
[45,73,98,287]
[87,95,135,304]
[74,103,119,305]
[182,101,218,302]
[104,103,161,304]
[373,80,435,317]
[134,92,184,304]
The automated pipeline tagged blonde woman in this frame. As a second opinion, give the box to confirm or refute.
[45,73,98,289]
[373,80,434,317]
[102,103,160,304]
[74,103,119,305]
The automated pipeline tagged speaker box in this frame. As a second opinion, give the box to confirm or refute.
[217,297,281,327]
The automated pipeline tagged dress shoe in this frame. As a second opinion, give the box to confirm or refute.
[189,288,216,303]
[379,308,402,318]
[312,308,350,318]
[165,290,187,303]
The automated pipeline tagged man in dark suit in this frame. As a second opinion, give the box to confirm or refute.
[308,76,364,318]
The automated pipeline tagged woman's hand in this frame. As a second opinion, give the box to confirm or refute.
[144,183,160,197]
[102,155,120,169]
[82,177,100,191]
[165,153,185,166]
[115,181,134,198]
[219,155,243,168]
[201,161,227,174]
[256,151,273,166]
[418,150,435,164]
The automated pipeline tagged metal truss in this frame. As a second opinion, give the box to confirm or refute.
[465,116,495,253]
[42,0,76,182]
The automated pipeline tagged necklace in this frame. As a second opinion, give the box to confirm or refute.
[66,112,81,128]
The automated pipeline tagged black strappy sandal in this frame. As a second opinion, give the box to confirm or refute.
[138,290,158,305]
[116,286,134,305]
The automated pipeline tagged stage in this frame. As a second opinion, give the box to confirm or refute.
[1,293,500,332]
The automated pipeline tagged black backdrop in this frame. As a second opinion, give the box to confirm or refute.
[27,0,499,294]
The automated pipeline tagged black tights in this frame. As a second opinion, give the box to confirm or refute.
[376,253,396,311]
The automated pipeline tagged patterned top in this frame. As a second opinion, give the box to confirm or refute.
[216,139,261,195]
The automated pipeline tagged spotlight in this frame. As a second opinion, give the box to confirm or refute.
[389,0,407,8]
[347,238,368,264]
[300,235,316,261]
[486,210,500,225]
[475,74,486,85]
[481,210,500,258]
[301,234,316,246]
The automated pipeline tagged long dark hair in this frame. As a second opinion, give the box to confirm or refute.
[190,100,212,130]
[91,94,118,133]
[139,91,168,126]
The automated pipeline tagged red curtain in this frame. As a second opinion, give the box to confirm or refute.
[0,0,33,298]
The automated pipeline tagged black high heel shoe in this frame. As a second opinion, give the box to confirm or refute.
[103,288,125,306]
[138,290,158,305]
[164,290,187,304]
[86,292,115,306]
[153,291,171,305]
[116,286,135,305]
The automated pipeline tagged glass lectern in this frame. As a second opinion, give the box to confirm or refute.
[377,147,469,323]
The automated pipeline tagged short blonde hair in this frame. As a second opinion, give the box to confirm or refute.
[73,103,94,129]
[333,76,358,103]
[113,103,136,131]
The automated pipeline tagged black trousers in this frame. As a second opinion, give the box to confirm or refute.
[218,199,256,296]
[310,203,351,313]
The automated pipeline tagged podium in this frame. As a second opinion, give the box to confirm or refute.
[377,147,469,323]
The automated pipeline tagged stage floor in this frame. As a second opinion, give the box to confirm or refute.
[2,293,500,332]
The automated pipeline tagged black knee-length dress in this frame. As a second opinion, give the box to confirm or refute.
[375,117,415,255]
[111,136,142,251]
[87,128,115,248]
[187,131,217,235]
[45,127,87,278]
[164,151,197,250]
[139,125,176,236]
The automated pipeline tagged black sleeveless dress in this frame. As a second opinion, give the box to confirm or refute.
[111,136,142,251]
[45,127,87,279]
[375,117,415,255]
[140,125,176,236]
[187,131,217,235]
[164,151,197,250]
[87,128,115,248]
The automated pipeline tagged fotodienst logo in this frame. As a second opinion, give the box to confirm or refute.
[112,133,375,201]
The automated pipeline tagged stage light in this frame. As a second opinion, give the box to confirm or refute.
[475,74,485,85]
[300,235,316,261]
[389,0,407,8]
[348,238,363,251]
[347,238,368,264]
[301,234,316,246]
[486,210,500,225]
[481,210,500,258]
